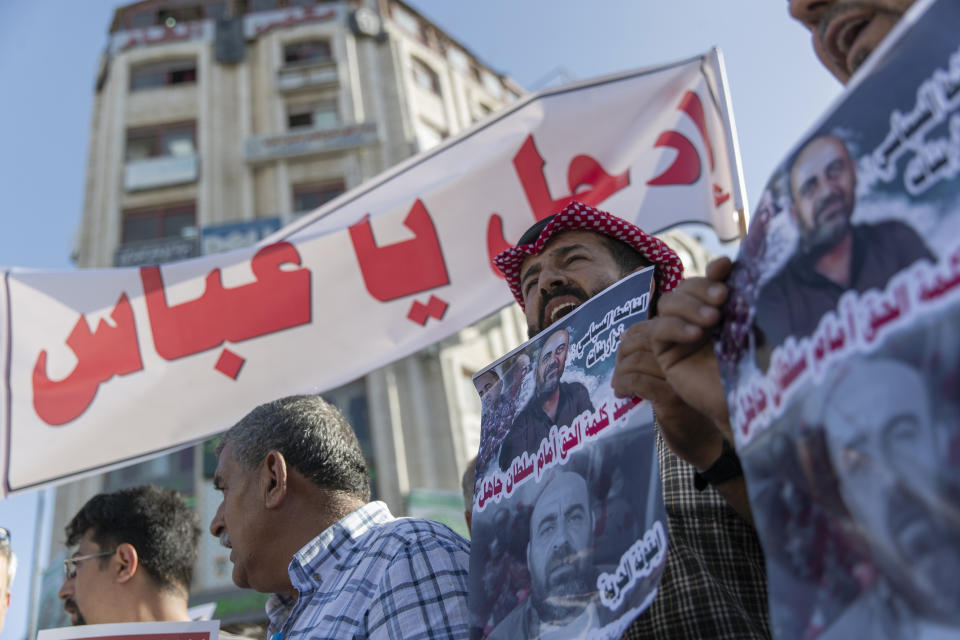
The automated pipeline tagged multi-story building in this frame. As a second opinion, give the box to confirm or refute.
[35,0,713,628]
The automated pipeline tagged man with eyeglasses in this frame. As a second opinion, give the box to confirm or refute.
[57,485,201,625]
[0,527,16,632]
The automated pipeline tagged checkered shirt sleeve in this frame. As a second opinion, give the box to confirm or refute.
[622,429,771,640]
[265,502,471,640]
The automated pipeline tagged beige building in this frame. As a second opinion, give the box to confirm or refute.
[37,0,712,628]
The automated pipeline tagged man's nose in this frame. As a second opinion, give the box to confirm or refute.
[538,264,570,293]
[58,576,73,601]
[788,0,833,28]
[209,501,225,537]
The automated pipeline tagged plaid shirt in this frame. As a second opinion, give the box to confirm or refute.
[265,501,471,640]
[623,429,771,639]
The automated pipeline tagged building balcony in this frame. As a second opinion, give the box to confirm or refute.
[114,236,199,267]
[124,154,199,191]
[277,59,339,93]
[245,121,378,163]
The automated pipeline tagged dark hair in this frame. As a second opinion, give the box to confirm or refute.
[65,486,199,595]
[217,394,371,502]
[601,235,652,276]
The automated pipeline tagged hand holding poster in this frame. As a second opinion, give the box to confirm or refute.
[470,268,667,640]
[717,0,960,636]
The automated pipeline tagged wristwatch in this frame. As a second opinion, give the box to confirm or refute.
[693,439,743,491]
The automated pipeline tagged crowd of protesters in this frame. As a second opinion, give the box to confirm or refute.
[38,0,942,638]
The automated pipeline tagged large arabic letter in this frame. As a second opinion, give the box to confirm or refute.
[222,242,312,342]
[646,131,701,186]
[349,199,450,302]
[513,134,567,221]
[485,213,512,278]
[566,154,630,206]
[677,91,714,170]
[141,241,311,361]
[33,293,143,426]
[141,265,227,360]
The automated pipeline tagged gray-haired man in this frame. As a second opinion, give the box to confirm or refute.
[209,394,471,640]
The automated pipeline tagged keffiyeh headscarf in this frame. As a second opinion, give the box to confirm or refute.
[494,201,684,309]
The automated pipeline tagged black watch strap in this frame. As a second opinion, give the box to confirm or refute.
[693,439,743,491]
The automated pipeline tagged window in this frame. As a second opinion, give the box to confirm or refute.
[284,39,332,65]
[392,5,425,42]
[481,70,503,99]
[157,5,204,26]
[287,100,338,130]
[446,47,470,74]
[416,118,447,151]
[122,202,196,244]
[411,57,440,95]
[130,60,197,91]
[126,122,196,161]
[293,180,345,212]
[103,448,195,496]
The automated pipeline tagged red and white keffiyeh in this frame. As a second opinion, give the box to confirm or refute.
[494,202,684,309]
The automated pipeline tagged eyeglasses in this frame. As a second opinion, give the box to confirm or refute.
[63,550,115,579]
[0,528,9,544]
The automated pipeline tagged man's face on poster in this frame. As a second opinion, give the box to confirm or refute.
[527,471,594,623]
[824,359,960,618]
[790,136,857,254]
[476,370,502,414]
[504,354,531,397]
[535,330,570,399]
[788,0,916,84]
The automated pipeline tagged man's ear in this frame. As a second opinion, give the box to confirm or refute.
[261,450,289,509]
[115,543,138,584]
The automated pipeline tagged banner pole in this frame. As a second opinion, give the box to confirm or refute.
[708,47,749,238]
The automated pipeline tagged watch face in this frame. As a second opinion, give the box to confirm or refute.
[352,7,382,37]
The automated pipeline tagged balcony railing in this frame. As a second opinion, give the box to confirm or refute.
[124,154,199,191]
[114,236,199,267]
[245,121,378,163]
[277,59,339,92]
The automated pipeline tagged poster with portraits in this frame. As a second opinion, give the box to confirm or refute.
[717,0,960,637]
[469,268,667,640]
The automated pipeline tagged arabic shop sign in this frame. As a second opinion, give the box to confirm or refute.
[245,122,379,163]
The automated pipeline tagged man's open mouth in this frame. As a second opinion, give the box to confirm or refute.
[821,8,872,75]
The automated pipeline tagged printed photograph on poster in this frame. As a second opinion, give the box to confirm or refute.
[715,0,960,637]
[38,620,219,640]
[469,268,668,640]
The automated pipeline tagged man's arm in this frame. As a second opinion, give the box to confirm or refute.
[611,309,753,524]
[642,257,756,523]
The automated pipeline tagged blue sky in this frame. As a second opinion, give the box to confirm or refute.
[0,1,842,636]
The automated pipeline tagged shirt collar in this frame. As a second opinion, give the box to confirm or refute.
[265,501,394,634]
[288,501,394,591]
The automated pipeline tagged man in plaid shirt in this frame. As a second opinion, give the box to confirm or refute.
[209,394,471,639]
[493,203,770,638]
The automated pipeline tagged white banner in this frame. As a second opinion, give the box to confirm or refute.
[1,50,744,494]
